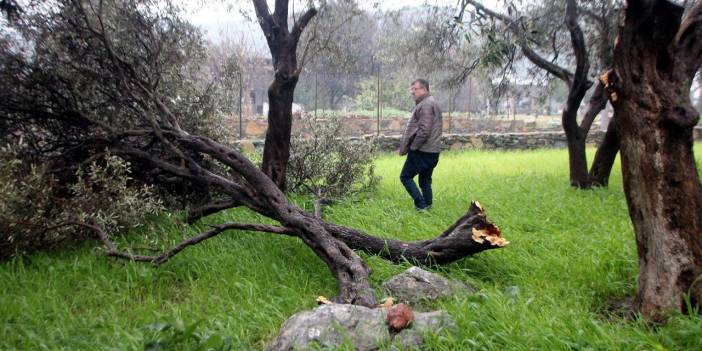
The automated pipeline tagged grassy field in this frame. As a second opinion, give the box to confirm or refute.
[2,147,702,350]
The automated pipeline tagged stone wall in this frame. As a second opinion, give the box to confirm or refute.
[370,131,606,152]
[235,131,607,154]
[230,116,534,139]
[235,127,702,154]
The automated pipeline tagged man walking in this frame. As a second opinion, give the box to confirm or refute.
[399,79,443,211]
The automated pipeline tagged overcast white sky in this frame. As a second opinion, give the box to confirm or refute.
[184,0,499,43]
[185,1,467,25]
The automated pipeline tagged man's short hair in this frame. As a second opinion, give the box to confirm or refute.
[412,78,430,92]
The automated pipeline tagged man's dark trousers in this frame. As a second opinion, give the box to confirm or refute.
[400,150,439,210]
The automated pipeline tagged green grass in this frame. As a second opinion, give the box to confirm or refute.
[2,146,702,350]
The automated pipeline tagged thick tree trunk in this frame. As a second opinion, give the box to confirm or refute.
[253,0,316,191]
[607,0,702,321]
[588,116,620,186]
[261,74,297,191]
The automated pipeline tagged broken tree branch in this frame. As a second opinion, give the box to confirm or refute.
[73,220,295,266]
[324,202,507,265]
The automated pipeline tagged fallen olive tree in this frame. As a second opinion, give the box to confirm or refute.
[0,0,508,306]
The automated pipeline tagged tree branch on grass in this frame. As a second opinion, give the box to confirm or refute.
[72,220,295,265]
[187,198,242,224]
[1,0,508,307]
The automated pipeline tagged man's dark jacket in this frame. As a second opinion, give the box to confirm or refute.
[399,95,443,155]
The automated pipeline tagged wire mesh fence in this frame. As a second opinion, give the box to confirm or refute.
[227,62,599,139]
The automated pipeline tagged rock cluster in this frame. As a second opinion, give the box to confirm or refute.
[267,267,476,350]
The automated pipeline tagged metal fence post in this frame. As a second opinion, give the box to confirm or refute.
[467,76,473,119]
[314,71,318,119]
[376,63,381,136]
[238,70,243,139]
[448,90,452,134]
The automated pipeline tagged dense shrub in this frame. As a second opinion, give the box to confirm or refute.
[0,0,238,211]
[286,116,379,217]
[0,146,163,258]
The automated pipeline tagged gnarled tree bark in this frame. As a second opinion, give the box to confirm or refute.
[606,0,702,322]
[253,0,316,191]
[110,130,508,306]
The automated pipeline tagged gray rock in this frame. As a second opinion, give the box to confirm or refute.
[392,311,457,350]
[267,304,456,351]
[382,267,475,304]
[266,304,387,351]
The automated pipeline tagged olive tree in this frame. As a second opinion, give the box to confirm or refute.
[462,0,621,188]
[604,0,702,322]
[0,0,507,306]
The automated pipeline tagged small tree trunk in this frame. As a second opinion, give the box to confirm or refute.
[608,0,702,321]
[580,79,619,187]
[561,78,592,189]
[313,197,323,218]
[589,116,620,187]
[599,104,611,131]
[563,123,590,188]
[560,0,593,189]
